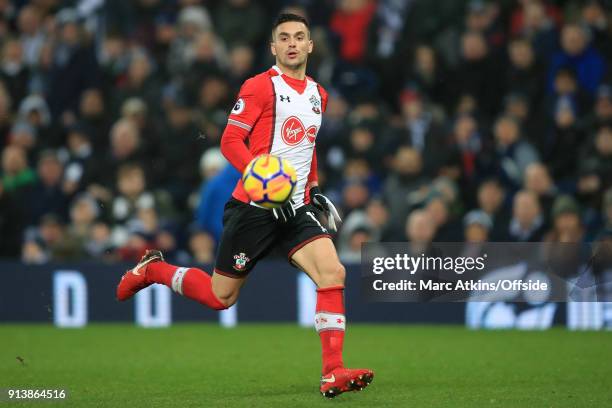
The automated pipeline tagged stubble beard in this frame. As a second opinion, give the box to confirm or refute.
[278,54,308,72]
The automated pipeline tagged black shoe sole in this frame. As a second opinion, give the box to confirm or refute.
[322,372,374,399]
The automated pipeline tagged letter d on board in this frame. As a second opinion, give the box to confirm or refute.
[53,271,88,328]
[135,285,171,327]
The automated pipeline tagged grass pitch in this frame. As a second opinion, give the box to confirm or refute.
[1,324,610,407]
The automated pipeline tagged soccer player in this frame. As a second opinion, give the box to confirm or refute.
[116,13,374,398]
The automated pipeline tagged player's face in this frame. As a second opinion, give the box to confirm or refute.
[271,21,312,70]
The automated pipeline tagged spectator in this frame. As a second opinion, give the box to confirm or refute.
[215,0,265,49]
[477,178,510,241]
[78,88,111,153]
[120,97,161,162]
[580,0,612,60]
[0,180,24,257]
[183,32,226,95]
[341,198,388,242]
[502,92,545,151]
[402,44,448,110]
[405,209,437,251]
[17,5,45,68]
[16,95,52,146]
[424,193,462,242]
[115,206,173,263]
[339,198,388,256]
[545,195,585,243]
[441,113,486,203]
[524,162,557,219]
[504,38,546,119]
[382,146,430,240]
[227,44,255,90]
[338,226,372,263]
[330,0,377,64]
[27,150,70,224]
[167,6,214,77]
[492,115,540,190]
[65,193,99,250]
[510,0,562,37]
[196,154,240,244]
[365,0,411,105]
[515,0,559,61]
[158,95,203,204]
[98,34,130,90]
[0,83,11,143]
[8,122,37,161]
[582,83,612,136]
[111,163,173,226]
[544,98,583,182]
[23,213,83,263]
[84,220,115,260]
[344,123,385,173]
[317,91,349,170]
[338,158,381,197]
[598,187,612,236]
[505,190,546,242]
[463,209,492,243]
[195,76,231,146]
[116,229,154,263]
[188,230,216,264]
[504,37,546,122]
[1,144,36,196]
[61,123,97,195]
[47,8,99,118]
[452,30,501,117]
[577,123,612,207]
[92,118,145,189]
[114,50,161,117]
[0,37,29,107]
[397,88,446,176]
[341,180,370,216]
[547,66,591,120]
[549,23,606,95]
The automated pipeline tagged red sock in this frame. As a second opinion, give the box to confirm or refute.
[315,285,345,374]
[146,262,227,310]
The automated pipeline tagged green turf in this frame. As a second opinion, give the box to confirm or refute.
[0,324,610,407]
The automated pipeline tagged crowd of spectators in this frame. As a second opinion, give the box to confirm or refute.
[1,0,611,265]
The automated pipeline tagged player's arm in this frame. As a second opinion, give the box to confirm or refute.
[220,78,266,173]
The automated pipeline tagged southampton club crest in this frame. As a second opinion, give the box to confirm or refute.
[233,252,250,271]
[309,94,321,114]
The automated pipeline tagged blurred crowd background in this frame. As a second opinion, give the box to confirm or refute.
[1,0,612,265]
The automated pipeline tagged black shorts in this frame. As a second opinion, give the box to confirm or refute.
[214,198,331,278]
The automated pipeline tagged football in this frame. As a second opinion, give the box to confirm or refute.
[242,154,297,208]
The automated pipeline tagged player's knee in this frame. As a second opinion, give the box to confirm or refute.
[213,287,240,308]
[318,263,345,287]
[215,292,238,308]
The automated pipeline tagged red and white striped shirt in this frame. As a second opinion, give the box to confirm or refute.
[220,65,328,208]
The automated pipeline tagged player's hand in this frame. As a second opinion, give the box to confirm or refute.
[272,199,296,223]
[310,186,342,232]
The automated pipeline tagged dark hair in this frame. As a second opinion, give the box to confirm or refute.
[272,13,309,38]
